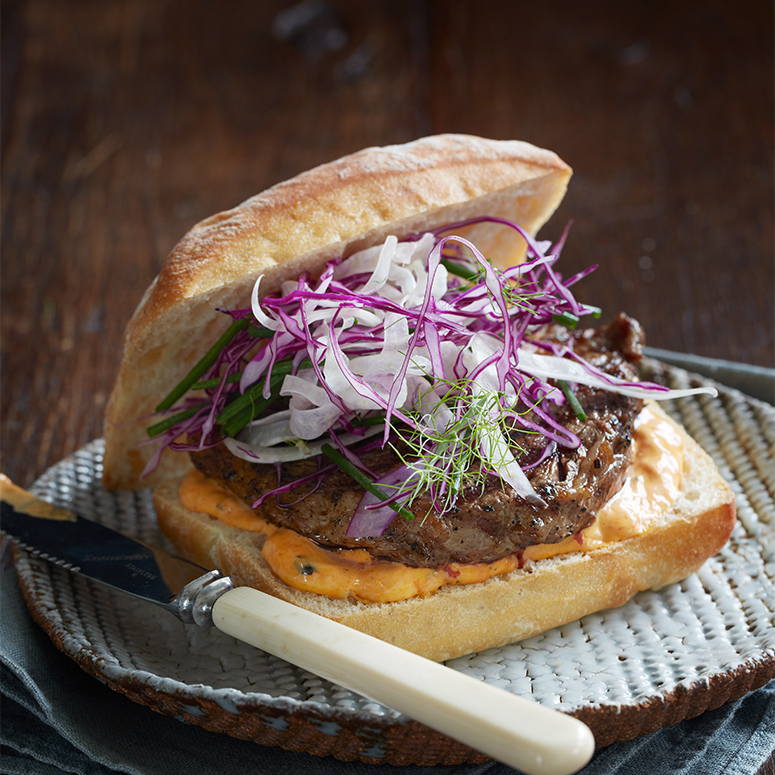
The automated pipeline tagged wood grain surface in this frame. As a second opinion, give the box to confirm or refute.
[2,0,773,487]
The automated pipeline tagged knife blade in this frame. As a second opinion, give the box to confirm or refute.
[0,474,594,775]
[0,475,210,613]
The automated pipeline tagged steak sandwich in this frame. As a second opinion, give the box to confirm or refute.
[103,135,735,661]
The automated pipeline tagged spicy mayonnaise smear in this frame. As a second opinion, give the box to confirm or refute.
[180,405,684,604]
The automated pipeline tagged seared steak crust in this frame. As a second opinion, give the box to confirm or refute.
[190,313,645,567]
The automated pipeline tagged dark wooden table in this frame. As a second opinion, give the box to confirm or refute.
[1,1,773,771]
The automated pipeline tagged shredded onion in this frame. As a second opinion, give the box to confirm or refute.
[147,216,718,536]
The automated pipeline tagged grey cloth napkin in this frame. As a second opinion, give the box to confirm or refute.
[1,567,773,775]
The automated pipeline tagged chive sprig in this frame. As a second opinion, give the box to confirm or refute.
[321,444,414,520]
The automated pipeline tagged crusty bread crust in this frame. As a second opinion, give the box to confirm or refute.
[103,135,571,489]
[153,404,736,661]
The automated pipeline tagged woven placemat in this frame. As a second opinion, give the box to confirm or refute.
[13,360,775,765]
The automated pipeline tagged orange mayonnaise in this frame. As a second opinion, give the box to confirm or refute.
[180,405,684,603]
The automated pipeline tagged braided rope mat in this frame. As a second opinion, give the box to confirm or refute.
[14,360,775,765]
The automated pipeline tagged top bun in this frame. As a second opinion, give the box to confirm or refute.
[103,135,572,489]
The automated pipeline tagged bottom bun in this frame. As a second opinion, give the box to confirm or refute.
[153,411,735,662]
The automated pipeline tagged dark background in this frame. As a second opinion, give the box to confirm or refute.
[2,0,773,489]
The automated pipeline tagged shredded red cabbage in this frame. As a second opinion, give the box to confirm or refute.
[146,217,717,537]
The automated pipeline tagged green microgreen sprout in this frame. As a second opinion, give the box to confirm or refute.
[384,377,537,517]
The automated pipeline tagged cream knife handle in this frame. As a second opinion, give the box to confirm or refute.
[212,586,594,775]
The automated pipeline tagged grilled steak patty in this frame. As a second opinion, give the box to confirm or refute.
[190,313,645,567]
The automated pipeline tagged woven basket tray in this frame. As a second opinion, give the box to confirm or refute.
[14,360,775,765]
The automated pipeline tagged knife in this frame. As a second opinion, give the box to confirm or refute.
[0,474,594,775]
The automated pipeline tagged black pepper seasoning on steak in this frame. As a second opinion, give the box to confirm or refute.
[190,313,645,568]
